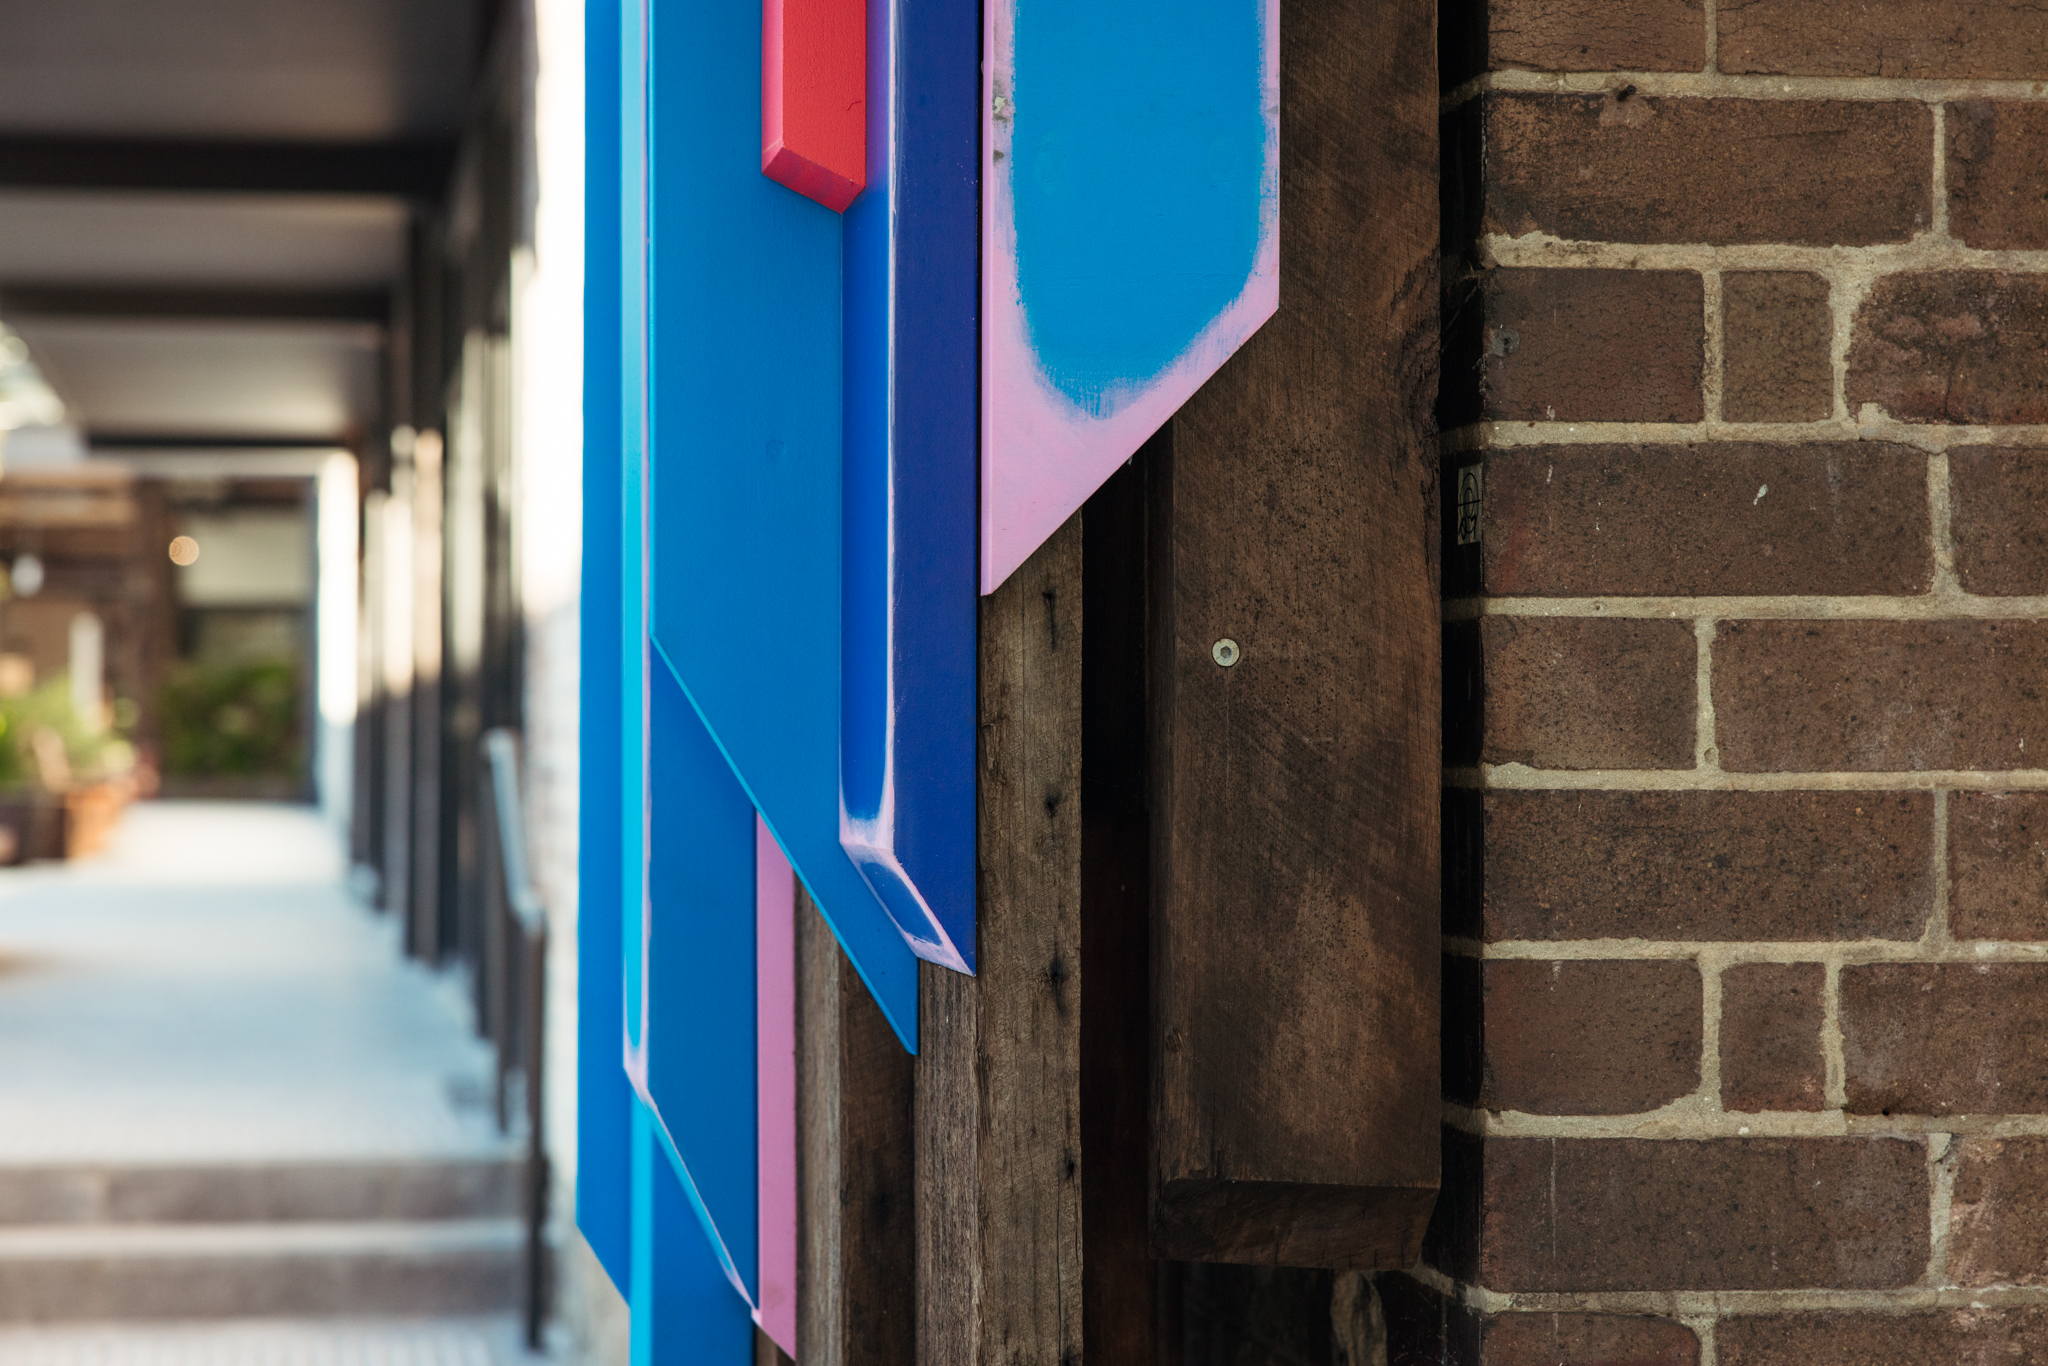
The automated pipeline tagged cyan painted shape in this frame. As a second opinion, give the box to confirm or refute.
[646,0,919,1046]
[1011,0,1263,414]
[840,0,980,973]
[631,1103,754,1366]
[578,0,632,1294]
[634,655,759,1304]
[980,0,1279,590]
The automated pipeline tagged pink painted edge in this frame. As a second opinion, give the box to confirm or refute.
[979,0,1282,594]
[762,0,787,162]
[755,815,800,1357]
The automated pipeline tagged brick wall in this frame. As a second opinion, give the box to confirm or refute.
[1408,2,2048,1362]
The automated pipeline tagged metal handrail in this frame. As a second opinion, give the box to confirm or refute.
[480,727,550,1349]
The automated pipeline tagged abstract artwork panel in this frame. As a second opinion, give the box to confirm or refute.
[839,0,981,972]
[639,657,758,1304]
[761,0,866,210]
[647,0,920,1047]
[980,0,1279,591]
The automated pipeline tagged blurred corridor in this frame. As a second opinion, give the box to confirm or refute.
[0,0,594,1351]
[0,803,532,1348]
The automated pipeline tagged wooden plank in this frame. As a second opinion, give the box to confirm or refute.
[797,887,915,1366]
[1150,0,1441,1269]
[917,516,1084,1366]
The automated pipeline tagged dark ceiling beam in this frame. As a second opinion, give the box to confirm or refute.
[86,433,349,452]
[1,284,389,324]
[0,137,455,197]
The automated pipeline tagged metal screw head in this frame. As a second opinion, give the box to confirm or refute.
[1212,638,1240,668]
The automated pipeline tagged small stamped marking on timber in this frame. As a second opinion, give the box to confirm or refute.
[1457,464,1484,546]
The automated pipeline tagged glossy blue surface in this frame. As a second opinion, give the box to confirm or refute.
[641,653,759,1302]
[1011,0,1265,416]
[631,1103,753,1366]
[839,0,981,972]
[645,0,919,1046]
[577,0,632,1295]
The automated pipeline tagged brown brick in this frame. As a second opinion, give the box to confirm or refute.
[1720,1311,2040,1364]
[1722,272,1833,423]
[1720,963,1826,1113]
[1720,1310,2048,1366]
[1476,443,1929,596]
[1486,0,1705,74]
[1482,617,1696,770]
[1482,961,1701,1115]
[1484,94,1932,246]
[1847,272,2048,426]
[1484,790,1934,942]
[1482,269,1704,423]
[1950,1138,2048,1288]
[1482,1313,1698,1366]
[1950,791,2048,941]
[1843,964,2048,1116]
[1948,102,2048,251]
[1949,446,2048,597]
[1720,0,2048,79]
[1714,620,2048,773]
[1476,1137,1929,1291]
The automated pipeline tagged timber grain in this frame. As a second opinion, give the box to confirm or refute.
[797,889,913,1366]
[1152,0,1442,1267]
[917,518,1085,1366]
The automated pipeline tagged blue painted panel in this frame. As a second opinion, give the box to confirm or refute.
[839,0,981,973]
[640,654,759,1303]
[577,0,632,1293]
[645,0,919,1047]
[631,1103,753,1366]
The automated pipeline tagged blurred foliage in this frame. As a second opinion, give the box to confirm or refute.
[158,659,302,778]
[0,674,136,791]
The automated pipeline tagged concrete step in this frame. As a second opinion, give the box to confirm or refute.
[0,1315,531,1366]
[0,1220,523,1321]
[0,1161,521,1226]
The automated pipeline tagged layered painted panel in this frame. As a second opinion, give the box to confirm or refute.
[839,0,980,972]
[762,0,866,210]
[647,0,920,1047]
[577,0,633,1293]
[631,1103,756,1366]
[980,0,1280,591]
[637,658,759,1303]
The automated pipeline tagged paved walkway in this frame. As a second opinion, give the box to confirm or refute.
[0,803,504,1163]
[0,802,537,1360]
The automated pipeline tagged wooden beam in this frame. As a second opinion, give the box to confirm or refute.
[0,137,454,197]
[85,434,352,452]
[797,887,915,1366]
[1149,0,1441,1268]
[918,515,1083,1366]
[3,286,389,324]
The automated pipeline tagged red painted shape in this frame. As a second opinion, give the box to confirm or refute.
[762,0,866,212]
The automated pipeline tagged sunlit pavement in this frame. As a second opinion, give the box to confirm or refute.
[0,803,538,1357]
